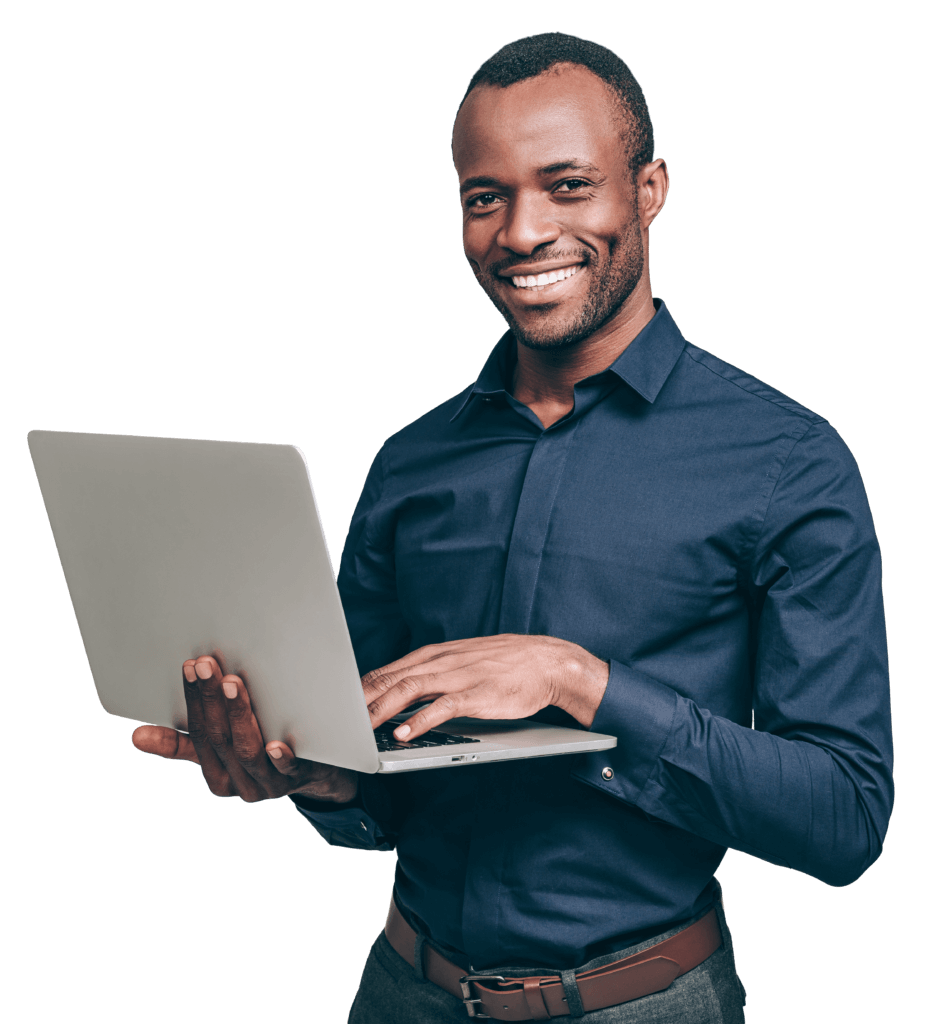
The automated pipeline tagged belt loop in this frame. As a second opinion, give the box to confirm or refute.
[413,932,428,982]
[559,968,585,1018]
[713,881,730,953]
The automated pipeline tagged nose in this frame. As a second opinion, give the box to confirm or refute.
[495,193,560,255]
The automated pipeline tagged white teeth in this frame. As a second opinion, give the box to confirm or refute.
[510,264,580,289]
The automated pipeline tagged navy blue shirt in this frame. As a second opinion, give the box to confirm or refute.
[293,301,892,969]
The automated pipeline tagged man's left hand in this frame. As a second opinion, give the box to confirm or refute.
[362,634,609,741]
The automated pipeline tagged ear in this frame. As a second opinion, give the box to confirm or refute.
[637,159,669,230]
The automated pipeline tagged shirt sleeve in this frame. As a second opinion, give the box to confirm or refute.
[289,773,403,851]
[571,421,893,886]
[290,447,413,850]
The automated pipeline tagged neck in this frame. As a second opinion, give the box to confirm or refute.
[512,272,655,429]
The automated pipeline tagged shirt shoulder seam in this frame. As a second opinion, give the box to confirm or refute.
[744,419,820,575]
[681,345,825,425]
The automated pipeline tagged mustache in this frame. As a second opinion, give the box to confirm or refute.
[486,247,595,278]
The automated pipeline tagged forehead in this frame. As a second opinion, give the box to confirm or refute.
[452,64,624,178]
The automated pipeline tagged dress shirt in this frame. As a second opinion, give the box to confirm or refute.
[292,300,893,970]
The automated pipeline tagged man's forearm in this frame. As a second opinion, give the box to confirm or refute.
[552,643,610,727]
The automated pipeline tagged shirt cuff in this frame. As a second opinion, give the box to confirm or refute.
[571,659,679,805]
[288,774,395,851]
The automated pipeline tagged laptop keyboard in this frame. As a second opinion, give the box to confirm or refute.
[374,723,482,753]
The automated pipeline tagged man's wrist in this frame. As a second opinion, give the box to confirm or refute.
[554,644,609,727]
[290,792,362,814]
[291,768,359,806]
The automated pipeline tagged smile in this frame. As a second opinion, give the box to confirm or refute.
[507,264,582,291]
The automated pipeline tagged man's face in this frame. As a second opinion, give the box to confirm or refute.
[452,65,645,350]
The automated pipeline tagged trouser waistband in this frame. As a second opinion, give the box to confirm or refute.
[384,898,722,1021]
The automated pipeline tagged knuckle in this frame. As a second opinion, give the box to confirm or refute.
[207,728,231,749]
[226,700,249,720]
[237,750,263,771]
[370,673,395,694]
[187,725,208,746]
[396,677,422,698]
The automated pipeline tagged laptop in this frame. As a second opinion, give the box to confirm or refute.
[28,430,616,774]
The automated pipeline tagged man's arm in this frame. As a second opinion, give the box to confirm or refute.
[354,423,893,885]
[568,422,892,885]
[283,447,414,850]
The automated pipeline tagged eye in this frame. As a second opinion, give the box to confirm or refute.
[553,178,590,194]
[465,193,503,209]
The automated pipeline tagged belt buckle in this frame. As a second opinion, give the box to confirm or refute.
[459,974,507,1019]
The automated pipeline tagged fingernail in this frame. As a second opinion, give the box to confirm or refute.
[183,665,196,683]
[195,661,212,680]
[222,681,237,699]
[268,747,282,759]
[394,724,410,740]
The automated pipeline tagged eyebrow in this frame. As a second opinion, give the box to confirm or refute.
[459,161,603,196]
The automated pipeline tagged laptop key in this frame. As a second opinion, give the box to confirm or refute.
[375,727,483,752]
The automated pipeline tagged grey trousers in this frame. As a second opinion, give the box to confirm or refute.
[348,895,747,1023]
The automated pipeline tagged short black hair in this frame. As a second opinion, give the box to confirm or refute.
[461,32,654,175]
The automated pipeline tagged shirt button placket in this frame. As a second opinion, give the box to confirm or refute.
[497,423,579,635]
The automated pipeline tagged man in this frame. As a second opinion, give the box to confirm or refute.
[134,33,893,1023]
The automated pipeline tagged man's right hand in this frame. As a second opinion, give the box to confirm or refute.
[132,655,359,806]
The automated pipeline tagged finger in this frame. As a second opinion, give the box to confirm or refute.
[265,741,302,777]
[364,671,446,729]
[193,657,264,802]
[222,675,287,796]
[183,658,237,797]
[360,640,460,695]
[132,724,199,763]
[209,649,231,678]
[392,692,463,741]
[265,740,322,789]
[266,742,359,804]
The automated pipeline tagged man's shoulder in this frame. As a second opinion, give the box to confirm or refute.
[678,341,826,428]
[379,385,475,457]
[674,342,866,484]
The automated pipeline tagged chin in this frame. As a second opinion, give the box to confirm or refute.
[512,324,589,350]
[507,306,602,351]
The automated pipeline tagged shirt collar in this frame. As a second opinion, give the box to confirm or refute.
[450,299,686,421]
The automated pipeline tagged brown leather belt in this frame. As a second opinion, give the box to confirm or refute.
[385,898,722,1021]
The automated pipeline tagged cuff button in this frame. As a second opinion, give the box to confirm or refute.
[601,767,614,781]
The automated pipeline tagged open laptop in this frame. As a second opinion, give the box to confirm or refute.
[28,430,616,774]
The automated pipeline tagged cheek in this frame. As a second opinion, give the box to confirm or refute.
[462,218,498,271]
[461,238,482,273]
[462,240,494,283]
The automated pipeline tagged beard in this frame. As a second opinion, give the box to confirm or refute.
[474,223,645,351]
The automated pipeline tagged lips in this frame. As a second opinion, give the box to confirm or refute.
[508,264,582,290]
[501,260,581,299]
[501,260,581,284]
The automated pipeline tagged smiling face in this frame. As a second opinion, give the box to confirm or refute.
[453,64,649,350]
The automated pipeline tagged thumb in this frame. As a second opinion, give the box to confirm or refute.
[132,725,199,763]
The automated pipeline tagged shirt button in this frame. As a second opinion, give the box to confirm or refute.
[482,396,493,403]
[601,767,614,781]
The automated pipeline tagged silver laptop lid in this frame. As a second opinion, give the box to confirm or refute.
[28,430,381,774]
